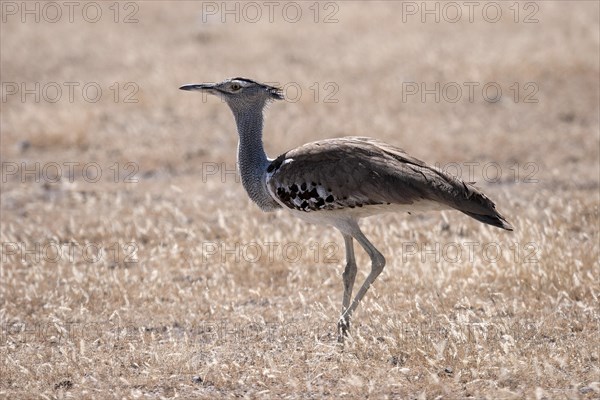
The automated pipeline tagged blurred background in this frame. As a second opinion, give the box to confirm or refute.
[1,1,599,398]
[3,2,598,184]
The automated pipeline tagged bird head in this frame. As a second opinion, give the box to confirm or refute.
[180,77,284,113]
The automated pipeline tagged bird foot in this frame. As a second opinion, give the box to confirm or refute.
[337,317,351,343]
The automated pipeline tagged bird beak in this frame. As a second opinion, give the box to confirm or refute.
[179,83,217,93]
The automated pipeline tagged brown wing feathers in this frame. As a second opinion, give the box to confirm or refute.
[267,137,512,230]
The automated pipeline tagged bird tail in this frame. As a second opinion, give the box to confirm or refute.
[447,180,513,231]
[461,209,513,231]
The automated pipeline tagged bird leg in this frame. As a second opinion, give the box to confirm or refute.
[338,233,357,341]
[338,227,386,341]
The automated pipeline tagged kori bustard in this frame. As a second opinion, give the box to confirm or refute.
[180,77,513,342]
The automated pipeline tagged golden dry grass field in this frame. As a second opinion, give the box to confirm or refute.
[1,1,599,398]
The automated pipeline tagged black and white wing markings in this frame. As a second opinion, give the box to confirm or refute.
[266,155,339,212]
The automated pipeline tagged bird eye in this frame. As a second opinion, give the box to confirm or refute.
[230,83,241,91]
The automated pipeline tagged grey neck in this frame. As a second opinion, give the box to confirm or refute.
[231,107,280,211]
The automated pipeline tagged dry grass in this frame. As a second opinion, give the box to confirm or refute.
[1,2,599,399]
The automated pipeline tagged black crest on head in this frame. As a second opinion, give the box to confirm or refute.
[230,77,284,100]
